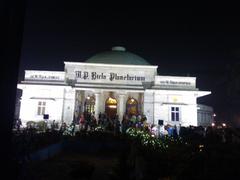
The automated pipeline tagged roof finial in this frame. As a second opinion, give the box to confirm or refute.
[111,46,126,51]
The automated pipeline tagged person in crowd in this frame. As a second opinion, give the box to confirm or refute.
[16,118,22,132]
[103,113,108,131]
[167,125,173,136]
[163,125,169,136]
[221,128,226,143]
[46,120,51,130]
[205,126,220,144]
[84,112,91,131]
[136,115,141,127]
[176,124,181,136]
[137,114,142,120]
[98,113,104,128]
[135,118,142,129]
[98,112,102,121]
[108,117,114,131]
[59,122,67,134]
[151,124,158,137]
[113,115,120,135]
[90,114,97,131]
[130,115,137,127]
[69,121,76,136]
[74,110,78,124]
[51,120,56,131]
[173,125,178,139]
[158,124,165,137]
[71,121,75,135]
[203,126,207,138]
[143,120,149,132]
[121,114,129,133]
[142,115,147,122]
[225,128,233,144]
[79,114,85,131]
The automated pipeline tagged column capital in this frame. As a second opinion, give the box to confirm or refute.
[119,94,126,97]
[93,89,101,94]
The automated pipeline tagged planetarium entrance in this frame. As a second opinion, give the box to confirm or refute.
[126,97,138,116]
[105,97,117,118]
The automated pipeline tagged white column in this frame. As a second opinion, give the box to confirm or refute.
[143,90,154,124]
[94,93,100,120]
[80,90,85,113]
[138,93,143,114]
[62,88,75,125]
[118,94,125,121]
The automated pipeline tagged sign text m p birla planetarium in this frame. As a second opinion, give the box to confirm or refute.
[75,71,145,81]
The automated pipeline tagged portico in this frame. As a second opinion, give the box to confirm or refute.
[73,88,144,122]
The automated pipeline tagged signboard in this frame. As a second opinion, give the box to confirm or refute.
[155,76,196,89]
[25,71,65,81]
[75,71,145,82]
[64,62,157,85]
[43,114,49,120]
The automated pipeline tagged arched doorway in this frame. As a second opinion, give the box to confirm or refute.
[84,95,95,114]
[105,97,117,118]
[126,97,138,116]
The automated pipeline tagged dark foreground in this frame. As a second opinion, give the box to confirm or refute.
[13,128,240,180]
[22,151,120,180]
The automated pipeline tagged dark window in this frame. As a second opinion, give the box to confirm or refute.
[37,101,46,115]
[171,112,175,121]
[171,107,180,121]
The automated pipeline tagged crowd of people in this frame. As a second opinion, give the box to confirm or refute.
[13,111,240,145]
[75,112,185,138]
[76,112,150,135]
[74,112,240,144]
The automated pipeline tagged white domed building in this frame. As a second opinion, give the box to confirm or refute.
[17,47,211,127]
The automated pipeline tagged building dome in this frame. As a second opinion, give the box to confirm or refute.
[85,46,150,65]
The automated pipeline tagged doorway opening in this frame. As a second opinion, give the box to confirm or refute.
[126,97,138,116]
[105,97,117,118]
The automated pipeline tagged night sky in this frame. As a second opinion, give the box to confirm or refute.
[19,1,240,118]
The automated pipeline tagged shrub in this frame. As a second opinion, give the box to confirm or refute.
[26,121,37,128]
[126,127,185,152]
[37,121,47,132]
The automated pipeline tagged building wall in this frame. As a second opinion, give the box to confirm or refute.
[18,85,66,126]
[14,89,22,120]
[153,90,198,126]
[144,90,154,124]
[181,104,198,126]
[197,104,213,127]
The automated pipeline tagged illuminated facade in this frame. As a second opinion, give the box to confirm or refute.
[17,47,211,127]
